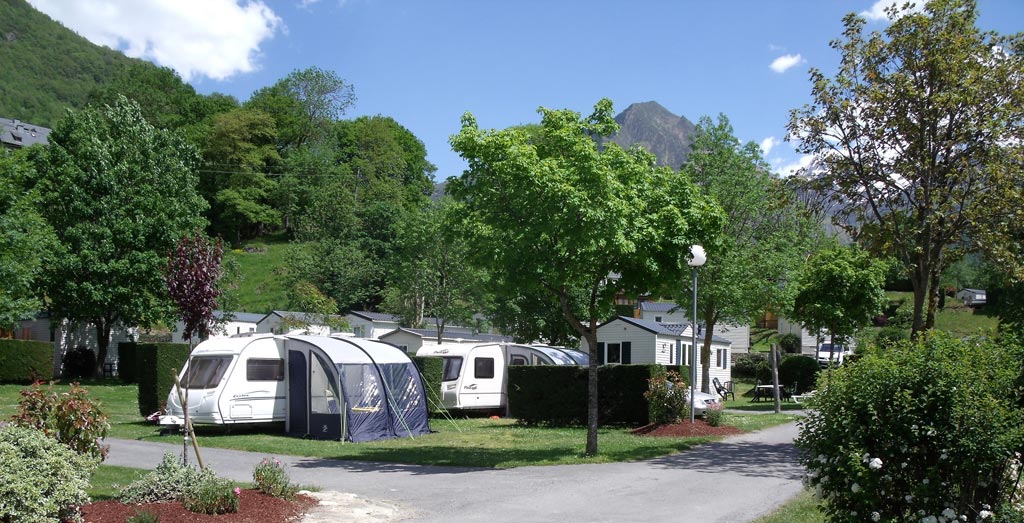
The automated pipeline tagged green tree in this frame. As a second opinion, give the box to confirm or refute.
[246,66,355,150]
[382,198,487,341]
[33,97,207,372]
[787,0,1024,338]
[0,150,55,329]
[449,99,722,456]
[678,114,822,393]
[201,107,282,243]
[791,245,887,357]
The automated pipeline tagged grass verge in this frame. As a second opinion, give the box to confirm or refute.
[0,381,799,468]
[751,489,824,523]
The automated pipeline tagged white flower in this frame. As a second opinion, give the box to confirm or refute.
[906,495,914,502]
[870,457,883,470]
[818,454,828,463]
[863,452,871,462]
[872,512,881,522]
[852,483,861,493]
[923,478,929,485]
[940,453,948,460]
[979,510,993,520]
[921,516,937,523]
[942,508,956,519]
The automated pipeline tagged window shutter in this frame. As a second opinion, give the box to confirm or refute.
[622,342,632,364]
[596,342,605,365]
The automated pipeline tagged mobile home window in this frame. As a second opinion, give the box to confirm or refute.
[607,343,621,364]
[474,357,495,379]
[246,358,284,381]
[717,348,729,369]
[441,357,463,381]
[182,356,232,389]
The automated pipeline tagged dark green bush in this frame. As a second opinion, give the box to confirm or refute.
[136,343,190,417]
[777,333,802,354]
[731,353,765,380]
[777,355,819,394]
[118,342,138,383]
[61,345,96,380]
[0,339,53,383]
[509,365,685,426]
[412,356,444,415]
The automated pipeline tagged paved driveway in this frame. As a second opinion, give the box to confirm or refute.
[105,421,804,522]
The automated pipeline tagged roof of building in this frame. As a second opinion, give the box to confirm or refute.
[379,327,514,343]
[0,118,51,148]
[347,310,400,322]
[265,310,344,323]
[638,301,682,313]
[213,310,266,324]
[603,316,731,345]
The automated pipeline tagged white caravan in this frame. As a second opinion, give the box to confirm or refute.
[415,343,587,411]
[161,333,286,426]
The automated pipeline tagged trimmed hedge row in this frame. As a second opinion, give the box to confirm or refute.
[136,343,190,417]
[0,339,54,383]
[117,342,138,384]
[509,364,689,427]
[412,356,444,415]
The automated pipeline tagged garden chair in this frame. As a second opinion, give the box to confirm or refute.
[781,382,796,402]
[713,377,735,401]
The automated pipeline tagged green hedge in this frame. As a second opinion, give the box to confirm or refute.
[136,343,190,417]
[0,339,54,383]
[412,356,444,415]
[509,364,688,427]
[117,342,138,384]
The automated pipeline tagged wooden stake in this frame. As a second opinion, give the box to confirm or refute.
[173,369,205,470]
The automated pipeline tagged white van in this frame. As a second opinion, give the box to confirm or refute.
[415,343,587,411]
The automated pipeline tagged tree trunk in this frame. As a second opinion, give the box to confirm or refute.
[700,319,715,394]
[909,268,928,340]
[584,329,599,457]
[94,317,112,377]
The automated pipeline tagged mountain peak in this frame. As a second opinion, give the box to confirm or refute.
[609,101,696,169]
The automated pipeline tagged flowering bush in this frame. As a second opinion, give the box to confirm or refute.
[644,371,689,424]
[0,425,97,523]
[118,452,216,504]
[253,457,297,498]
[796,333,1024,522]
[703,401,725,427]
[11,381,110,460]
[182,475,239,515]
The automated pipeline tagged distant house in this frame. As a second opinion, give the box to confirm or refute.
[256,310,345,336]
[956,288,987,307]
[580,316,732,391]
[346,310,478,339]
[170,311,266,342]
[11,312,136,378]
[635,301,750,353]
[378,327,513,355]
[1,118,51,149]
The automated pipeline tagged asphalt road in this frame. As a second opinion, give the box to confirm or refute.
[105,421,805,523]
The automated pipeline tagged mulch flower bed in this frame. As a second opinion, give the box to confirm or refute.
[631,420,744,437]
[80,489,317,523]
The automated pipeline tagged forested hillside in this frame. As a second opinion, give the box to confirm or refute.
[0,0,146,126]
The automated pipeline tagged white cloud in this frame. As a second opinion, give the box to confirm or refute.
[776,154,816,178]
[27,0,282,81]
[860,0,925,22]
[770,54,804,74]
[760,136,778,156]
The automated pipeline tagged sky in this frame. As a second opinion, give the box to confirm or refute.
[26,0,1024,181]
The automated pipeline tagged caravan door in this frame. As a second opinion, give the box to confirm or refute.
[458,345,505,409]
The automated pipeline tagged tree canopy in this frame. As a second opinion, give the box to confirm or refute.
[449,98,723,455]
[788,0,1024,337]
[33,97,207,370]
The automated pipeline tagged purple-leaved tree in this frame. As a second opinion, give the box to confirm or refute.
[165,233,224,344]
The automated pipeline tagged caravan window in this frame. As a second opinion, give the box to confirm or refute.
[510,355,528,366]
[246,358,284,381]
[441,357,463,381]
[182,356,232,389]
[474,357,495,379]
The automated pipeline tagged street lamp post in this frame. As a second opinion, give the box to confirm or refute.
[688,245,706,424]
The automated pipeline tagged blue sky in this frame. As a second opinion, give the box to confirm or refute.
[29,0,1024,181]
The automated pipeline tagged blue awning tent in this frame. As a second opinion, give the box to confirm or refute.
[285,335,430,442]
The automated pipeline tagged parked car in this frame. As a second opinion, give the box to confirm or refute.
[685,389,720,416]
[816,343,852,367]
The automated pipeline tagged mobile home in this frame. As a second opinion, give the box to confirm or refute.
[415,343,587,411]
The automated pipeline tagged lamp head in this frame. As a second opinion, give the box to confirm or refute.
[688,245,706,267]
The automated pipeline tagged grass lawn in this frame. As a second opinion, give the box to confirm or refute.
[884,291,998,338]
[722,380,808,412]
[88,465,150,500]
[751,490,824,523]
[224,239,304,313]
[0,381,799,468]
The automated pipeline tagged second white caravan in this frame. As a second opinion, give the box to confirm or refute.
[415,343,587,411]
